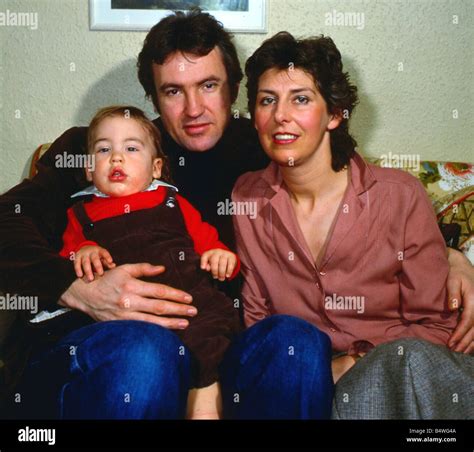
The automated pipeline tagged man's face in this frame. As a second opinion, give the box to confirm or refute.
[152,47,232,152]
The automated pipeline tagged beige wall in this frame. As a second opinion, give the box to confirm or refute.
[1,0,472,194]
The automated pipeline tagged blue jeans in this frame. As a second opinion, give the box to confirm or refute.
[12,315,333,419]
[12,320,191,419]
[219,315,334,419]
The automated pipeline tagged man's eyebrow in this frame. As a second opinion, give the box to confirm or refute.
[257,87,317,95]
[159,76,223,92]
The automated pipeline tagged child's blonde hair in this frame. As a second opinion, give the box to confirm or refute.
[87,105,173,184]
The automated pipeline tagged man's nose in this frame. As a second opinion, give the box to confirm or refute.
[184,91,205,118]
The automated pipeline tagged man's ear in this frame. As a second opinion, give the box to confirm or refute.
[152,158,163,179]
[327,110,343,131]
[230,82,240,105]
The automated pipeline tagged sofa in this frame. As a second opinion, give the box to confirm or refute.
[1,144,472,410]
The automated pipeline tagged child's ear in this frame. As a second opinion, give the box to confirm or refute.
[152,158,163,179]
[85,166,93,182]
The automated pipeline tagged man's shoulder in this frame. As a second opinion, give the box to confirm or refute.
[232,168,268,200]
[226,116,256,140]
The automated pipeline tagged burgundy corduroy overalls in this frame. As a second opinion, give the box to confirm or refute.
[69,188,240,387]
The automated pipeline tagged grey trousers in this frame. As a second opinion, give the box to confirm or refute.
[331,338,474,419]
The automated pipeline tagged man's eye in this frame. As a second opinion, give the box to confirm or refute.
[203,82,218,91]
[127,146,138,152]
[259,97,275,106]
[295,95,309,104]
[165,88,180,96]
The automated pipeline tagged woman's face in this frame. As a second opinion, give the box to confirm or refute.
[254,67,340,167]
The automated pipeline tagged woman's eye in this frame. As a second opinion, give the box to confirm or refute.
[259,97,276,106]
[295,95,309,104]
[127,146,138,152]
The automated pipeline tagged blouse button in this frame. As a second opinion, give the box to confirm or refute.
[330,328,336,332]
[320,271,326,276]
[315,282,320,289]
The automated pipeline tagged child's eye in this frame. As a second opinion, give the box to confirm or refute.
[127,146,138,152]
[97,147,109,153]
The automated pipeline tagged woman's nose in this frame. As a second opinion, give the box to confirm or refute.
[274,102,291,124]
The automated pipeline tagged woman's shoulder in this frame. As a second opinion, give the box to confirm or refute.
[366,160,421,188]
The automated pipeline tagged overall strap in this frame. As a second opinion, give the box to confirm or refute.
[71,200,94,229]
[164,186,178,208]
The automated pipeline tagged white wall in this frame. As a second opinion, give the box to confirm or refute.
[1,0,472,193]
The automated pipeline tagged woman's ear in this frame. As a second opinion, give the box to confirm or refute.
[152,158,163,179]
[327,110,343,131]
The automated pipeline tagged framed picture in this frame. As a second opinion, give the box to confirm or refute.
[90,0,267,33]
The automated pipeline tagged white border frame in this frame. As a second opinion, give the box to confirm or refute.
[90,0,267,33]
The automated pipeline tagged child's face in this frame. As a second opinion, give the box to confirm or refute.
[87,116,162,197]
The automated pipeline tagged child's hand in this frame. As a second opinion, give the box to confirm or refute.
[200,249,237,281]
[74,245,116,281]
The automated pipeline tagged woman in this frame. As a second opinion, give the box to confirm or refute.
[227,32,473,419]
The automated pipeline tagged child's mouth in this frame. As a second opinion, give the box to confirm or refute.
[109,168,127,182]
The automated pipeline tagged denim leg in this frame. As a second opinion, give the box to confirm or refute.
[12,320,191,419]
[219,315,334,419]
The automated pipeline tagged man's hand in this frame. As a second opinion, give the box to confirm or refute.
[446,248,474,354]
[59,263,196,329]
[74,245,116,281]
[200,249,237,281]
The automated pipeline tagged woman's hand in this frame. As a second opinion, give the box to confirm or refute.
[332,354,365,384]
[446,248,474,354]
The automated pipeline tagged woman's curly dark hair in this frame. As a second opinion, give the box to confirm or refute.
[137,8,243,113]
[245,32,359,171]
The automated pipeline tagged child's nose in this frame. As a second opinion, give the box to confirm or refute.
[111,152,123,163]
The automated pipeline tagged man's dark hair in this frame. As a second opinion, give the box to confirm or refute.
[137,8,243,112]
[245,32,359,172]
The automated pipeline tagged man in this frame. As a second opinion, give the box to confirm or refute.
[0,9,473,419]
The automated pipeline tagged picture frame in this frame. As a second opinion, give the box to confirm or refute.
[89,0,267,33]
